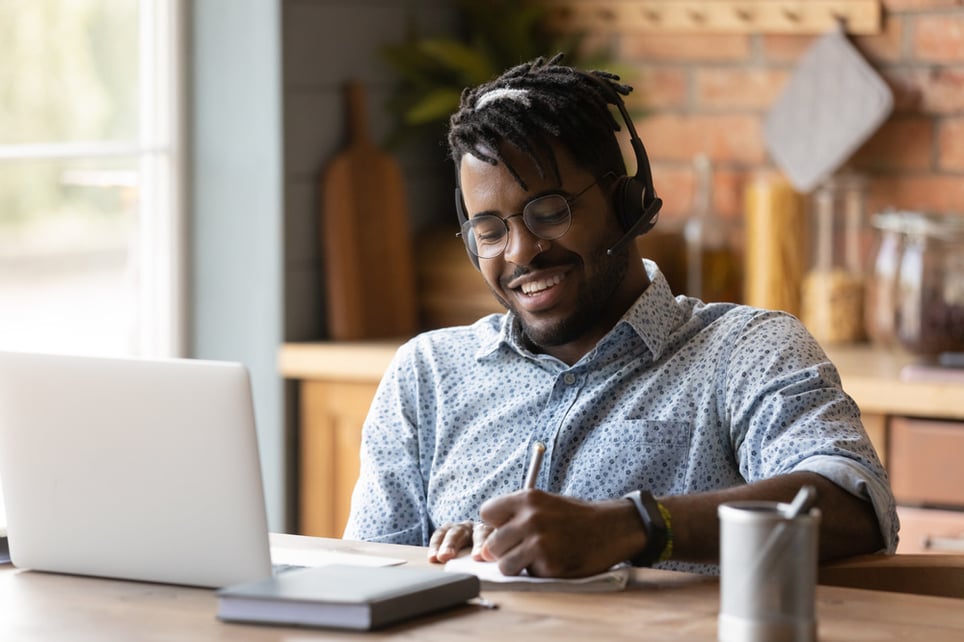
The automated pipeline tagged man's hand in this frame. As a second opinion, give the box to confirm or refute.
[427,520,495,563]
[477,489,646,578]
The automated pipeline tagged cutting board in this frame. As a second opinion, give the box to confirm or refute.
[320,81,419,340]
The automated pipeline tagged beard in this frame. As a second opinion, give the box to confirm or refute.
[490,242,630,349]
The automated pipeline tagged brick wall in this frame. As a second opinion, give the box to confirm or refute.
[599,0,964,227]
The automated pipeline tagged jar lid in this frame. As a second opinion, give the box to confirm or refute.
[871,210,964,237]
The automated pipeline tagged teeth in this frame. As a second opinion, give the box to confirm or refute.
[521,273,564,295]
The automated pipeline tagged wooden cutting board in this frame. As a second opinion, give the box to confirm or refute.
[320,81,419,340]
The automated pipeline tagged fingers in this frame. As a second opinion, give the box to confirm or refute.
[479,489,524,527]
[427,520,474,563]
[471,522,494,560]
[478,495,533,570]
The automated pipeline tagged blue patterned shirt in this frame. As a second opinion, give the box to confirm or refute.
[344,260,899,570]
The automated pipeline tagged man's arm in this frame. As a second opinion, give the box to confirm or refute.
[660,471,884,562]
[462,471,883,578]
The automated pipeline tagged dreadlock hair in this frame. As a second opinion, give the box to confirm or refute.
[447,53,633,191]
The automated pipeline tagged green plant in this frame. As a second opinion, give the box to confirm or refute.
[379,0,617,148]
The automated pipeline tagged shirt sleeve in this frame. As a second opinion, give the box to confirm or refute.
[723,310,899,553]
[342,341,431,546]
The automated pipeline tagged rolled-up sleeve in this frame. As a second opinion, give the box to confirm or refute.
[724,311,899,553]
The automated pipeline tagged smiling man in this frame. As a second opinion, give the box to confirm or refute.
[343,55,898,577]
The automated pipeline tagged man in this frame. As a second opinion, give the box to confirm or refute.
[344,55,897,577]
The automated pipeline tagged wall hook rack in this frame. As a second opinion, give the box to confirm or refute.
[543,1,881,35]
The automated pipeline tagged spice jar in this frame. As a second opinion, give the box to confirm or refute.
[890,212,964,356]
[801,173,867,344]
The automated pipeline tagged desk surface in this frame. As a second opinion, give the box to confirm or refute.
[2,535,962,641]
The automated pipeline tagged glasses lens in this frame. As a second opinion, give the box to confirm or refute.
[524,195,572,240]
[462,215,507,258]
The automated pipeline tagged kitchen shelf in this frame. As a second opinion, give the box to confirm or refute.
[543,1,882,35]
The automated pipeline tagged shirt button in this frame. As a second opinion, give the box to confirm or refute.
[563,373,576,385]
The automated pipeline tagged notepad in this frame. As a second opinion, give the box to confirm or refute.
[216,564,480,631]
[444,555,630,592]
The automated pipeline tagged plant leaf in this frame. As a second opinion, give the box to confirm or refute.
[415,39,497,85]
[405,88,463,125]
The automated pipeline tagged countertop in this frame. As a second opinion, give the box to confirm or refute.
[279,341,964,420]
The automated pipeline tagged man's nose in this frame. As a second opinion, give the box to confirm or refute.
[502,216,546,264]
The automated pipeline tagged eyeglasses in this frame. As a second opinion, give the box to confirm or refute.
[458,176,604,259]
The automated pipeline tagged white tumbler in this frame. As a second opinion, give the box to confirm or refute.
[718,500,821,642]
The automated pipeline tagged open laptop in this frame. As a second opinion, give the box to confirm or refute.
[0,351,276,588]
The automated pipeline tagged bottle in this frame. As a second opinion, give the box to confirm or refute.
[801,172,867,344]
[684,155,741,302]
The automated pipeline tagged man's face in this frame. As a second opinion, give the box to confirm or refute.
[459,143,632,357]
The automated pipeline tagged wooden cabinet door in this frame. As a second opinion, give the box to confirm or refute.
[298,380,376,537]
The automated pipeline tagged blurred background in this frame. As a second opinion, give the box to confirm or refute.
[2,0,962,534]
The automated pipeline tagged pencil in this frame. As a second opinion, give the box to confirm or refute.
[524,441,546,490]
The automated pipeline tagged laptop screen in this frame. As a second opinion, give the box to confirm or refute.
[0,351,274,587]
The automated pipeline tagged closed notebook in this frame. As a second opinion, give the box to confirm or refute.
[216,564,479,631]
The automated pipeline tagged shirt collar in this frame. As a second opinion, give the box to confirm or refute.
[618,260,685,362]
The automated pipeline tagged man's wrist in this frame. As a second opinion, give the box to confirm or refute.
[622,490,671,567]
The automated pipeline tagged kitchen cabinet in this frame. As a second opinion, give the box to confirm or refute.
[281,342,964,547]
[279,342,397,537]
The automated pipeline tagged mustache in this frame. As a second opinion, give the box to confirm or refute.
[502,257,551,285]
[500,255,579,289]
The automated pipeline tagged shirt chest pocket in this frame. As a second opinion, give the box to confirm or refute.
[558,420,693,499]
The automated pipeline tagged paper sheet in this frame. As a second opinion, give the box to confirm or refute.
[271,547,406,568]
[444,555,630,592]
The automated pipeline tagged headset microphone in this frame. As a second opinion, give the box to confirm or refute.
[606,193,663,256]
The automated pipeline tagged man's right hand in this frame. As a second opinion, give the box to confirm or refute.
[427,520,494,563]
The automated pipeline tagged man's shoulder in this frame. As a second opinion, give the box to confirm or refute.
[398,313,506,361]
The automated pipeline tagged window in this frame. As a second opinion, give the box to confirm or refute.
[0,0,184,358]
[0,0,183,532]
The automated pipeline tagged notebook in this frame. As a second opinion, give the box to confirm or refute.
[0,351,294,588]
[217,563,479,630]
[444,555,630,592]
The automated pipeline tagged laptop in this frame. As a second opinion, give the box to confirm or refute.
[0,351,275,588]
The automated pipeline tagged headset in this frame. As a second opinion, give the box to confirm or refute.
[455,71,663,269]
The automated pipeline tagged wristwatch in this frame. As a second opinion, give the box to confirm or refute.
[622,489,669,567]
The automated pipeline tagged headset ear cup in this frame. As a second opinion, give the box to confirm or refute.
[455,187,481,270]
[613,176,647,231]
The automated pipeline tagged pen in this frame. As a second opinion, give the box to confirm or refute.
[523,440,546,490]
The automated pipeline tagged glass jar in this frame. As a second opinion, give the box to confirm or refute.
[864,212,905,347]
[801,173,867,344]
[890,213,964,356]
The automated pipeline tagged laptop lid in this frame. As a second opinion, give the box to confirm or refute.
[0,351,273,588]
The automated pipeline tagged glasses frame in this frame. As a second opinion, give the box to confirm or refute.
[457,174,606,259]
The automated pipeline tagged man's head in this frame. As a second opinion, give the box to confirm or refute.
[448,54,629,195]
[447,55,659,363]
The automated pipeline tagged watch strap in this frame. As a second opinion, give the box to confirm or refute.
[623,489,669,567]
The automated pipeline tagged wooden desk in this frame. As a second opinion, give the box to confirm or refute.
[2,536,962,641]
